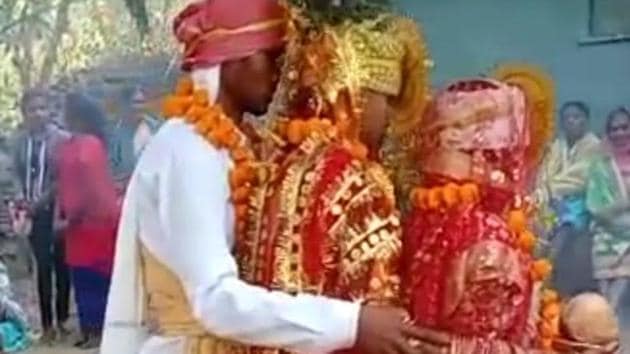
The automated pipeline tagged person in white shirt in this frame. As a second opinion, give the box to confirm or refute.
[100,1,445,354]
[128,86,160,158]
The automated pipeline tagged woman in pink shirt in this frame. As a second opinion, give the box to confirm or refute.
[56,93,119,349]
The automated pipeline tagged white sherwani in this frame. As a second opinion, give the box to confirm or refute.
[101,119,360,354]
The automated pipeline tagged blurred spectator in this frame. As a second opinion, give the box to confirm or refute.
[57,93,119,349]
[0,137,40,336]
[536,101,602,296]
[107,85,160,194]
[586,107,630,351]
[0,261,33,353]
[10,88,70,344]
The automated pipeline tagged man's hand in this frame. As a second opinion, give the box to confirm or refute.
[356,306,451,354]
[403,325,452,354]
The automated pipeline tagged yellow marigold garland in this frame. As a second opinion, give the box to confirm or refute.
[162,77,257,239]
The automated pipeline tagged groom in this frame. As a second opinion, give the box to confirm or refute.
[100,1,448,354]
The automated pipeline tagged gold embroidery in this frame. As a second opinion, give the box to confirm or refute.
[239,135,403,329]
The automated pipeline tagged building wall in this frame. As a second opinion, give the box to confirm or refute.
[397,0,630,132]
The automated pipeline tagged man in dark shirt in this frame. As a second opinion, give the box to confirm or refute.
[12,88,70,343]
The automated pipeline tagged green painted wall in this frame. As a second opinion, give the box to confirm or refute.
[397,0,630,132]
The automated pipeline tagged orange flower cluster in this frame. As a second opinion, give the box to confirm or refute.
[509,209,537,253]
[276,118,368,160]
[507,208,553,281]
[410,183,480,210]
[161,77,257,237]
[506,206,559,350]
[277,118,336,144]
[538,288,561,350]
[531,259,553,282]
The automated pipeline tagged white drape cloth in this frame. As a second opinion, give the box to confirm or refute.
[101,66,360,354]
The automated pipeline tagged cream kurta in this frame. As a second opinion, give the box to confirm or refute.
[100,119,360,354]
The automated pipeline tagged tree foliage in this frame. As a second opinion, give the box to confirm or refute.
[0,0,186,130]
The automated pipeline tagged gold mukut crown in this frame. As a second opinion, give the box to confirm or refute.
[270,3,431,134]
[343,16,406,96]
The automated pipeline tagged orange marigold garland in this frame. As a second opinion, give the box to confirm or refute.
[161,77,257,238]
[505,203,559,351]
[276,117,369,161]
[409,183,480,210]
[538,288,561,351]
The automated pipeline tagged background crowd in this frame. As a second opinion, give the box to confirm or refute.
[0,81,628,353]
[0,83,161,352]
[542,102,630,349]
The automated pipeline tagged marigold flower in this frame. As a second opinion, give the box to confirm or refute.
[186,105,206,121]
[538,320,555,337]
[411,188,427,209]
[542,289,559,305]
[231,147,252,163]
[508,209,527,233]
[224,132,241,149]
[459,183,479,204]
[427,188,441,210]
[441,183,459,208]
[192,89,209,106]
[213,120,235,147]
[348,142,368,160]
[287,120,305,144]
[542,302,561,320]
[162,95,191,117]
[232,186,250,203]
[531,259,553,281]
[517,230,537,253]
[229,165,255,188]
[175,77,194,96]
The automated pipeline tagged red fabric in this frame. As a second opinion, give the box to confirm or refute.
[301,147,354,285]
[65,223,117,275]
[56,135,119,274]
[257,146,354,287]
[402,179,532,343]
[173,0,286,71]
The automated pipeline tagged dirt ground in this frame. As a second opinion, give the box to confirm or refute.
[25,345,92,354]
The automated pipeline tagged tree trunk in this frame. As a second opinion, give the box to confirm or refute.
[10,3,33,90]
[38,0,72,84]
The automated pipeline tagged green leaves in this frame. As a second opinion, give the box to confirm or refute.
[0,0,186,128]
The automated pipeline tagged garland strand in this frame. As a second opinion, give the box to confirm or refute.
[161,77,258,239]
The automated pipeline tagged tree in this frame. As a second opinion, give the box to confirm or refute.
[0,0,185,129]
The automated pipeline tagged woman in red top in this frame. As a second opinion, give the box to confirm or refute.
[56,93,119,349]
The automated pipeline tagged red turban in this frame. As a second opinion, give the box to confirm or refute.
[173,0,286,71]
